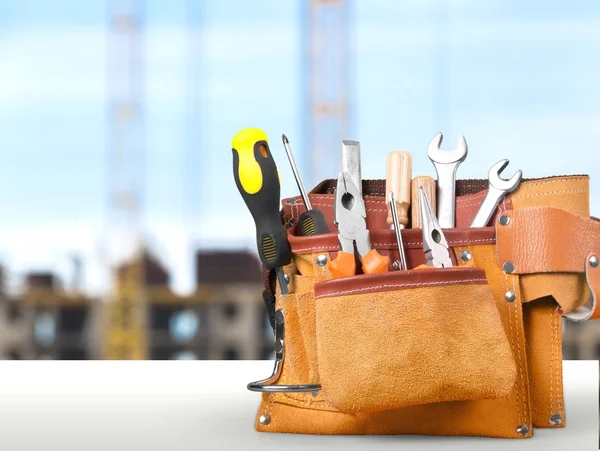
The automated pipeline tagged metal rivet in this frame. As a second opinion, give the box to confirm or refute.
[590,256,599,268]
[503,262,515,274]
[549,413,562,426]
[284,274,290,284]
[259,414,271,425]
[316,254,328,267]
[498,215,511,226]
[460,250,472,262]
[516,424,529,436]
[505,291,516,302]
[311,391,319,397]
[286,199,297,205]
[392,260,401,270]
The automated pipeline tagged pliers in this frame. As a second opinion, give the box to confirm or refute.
[418,187,453,268]
[328,172,390,278]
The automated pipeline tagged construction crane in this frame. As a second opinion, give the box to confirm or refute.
[104,0,147,360]
[304,0,351,188]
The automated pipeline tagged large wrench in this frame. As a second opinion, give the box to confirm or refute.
[427,133,468,228]
[470,159,522,227]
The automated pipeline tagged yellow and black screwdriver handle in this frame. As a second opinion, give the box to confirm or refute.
[232,128,291,296]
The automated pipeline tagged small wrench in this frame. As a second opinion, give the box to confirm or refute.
[427,133,468,228]
[470,159,522,227]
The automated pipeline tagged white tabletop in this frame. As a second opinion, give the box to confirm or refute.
[0,360,596,450]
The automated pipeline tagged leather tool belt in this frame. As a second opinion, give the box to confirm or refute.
[251,174,598,439]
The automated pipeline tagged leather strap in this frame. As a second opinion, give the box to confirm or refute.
[315,267,487,299]
[288,228,496,254]
[282,190,510,232]
[496,207,600,320]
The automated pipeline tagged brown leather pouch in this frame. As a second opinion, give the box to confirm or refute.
[314,267,516,413]
[252,174,599,439]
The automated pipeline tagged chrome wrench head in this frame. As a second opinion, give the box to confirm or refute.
[487,159,523,193]
[426,132,469,228]
[427,132,468,165]
[470,159,523,228]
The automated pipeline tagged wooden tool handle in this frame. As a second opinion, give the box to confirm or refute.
[385,151,412,228]
[411,176,436,229]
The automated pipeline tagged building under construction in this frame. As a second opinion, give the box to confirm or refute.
[0,248,270,361]
[0,268,102,360]
[105,248,270,360]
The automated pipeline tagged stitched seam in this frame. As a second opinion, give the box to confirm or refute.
[511,189,587,200]
[513,274,528,428]
[293,245,339,253]
[280,392,330,407]
[294,198,389,206]
[457,202,486,209]
[276,393,335,409]
[558,321,564,413]
[550,309,556,416]
[555,311,563,414]
[293,238,495,253]
[457,194,486,203]
[264,393,274,427]
[369,239,495,247]
[507,210,525,425]
[292,201,387,212]
[316,279,486,298]
[505,272,522,425]
[520,177,589,189]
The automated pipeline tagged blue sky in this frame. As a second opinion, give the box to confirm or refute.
[0,0,598,294]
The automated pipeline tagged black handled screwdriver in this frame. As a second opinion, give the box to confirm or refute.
[281,134,330,236]
[232,128,291,296]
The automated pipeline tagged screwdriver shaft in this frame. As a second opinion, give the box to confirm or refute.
[389,192,408,270]
[282,134,312,210]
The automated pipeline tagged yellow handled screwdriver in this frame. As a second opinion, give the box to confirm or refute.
[232,128,291,296]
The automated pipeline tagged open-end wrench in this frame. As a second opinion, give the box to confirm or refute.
[427,133,468,228]
[470,159,523,228]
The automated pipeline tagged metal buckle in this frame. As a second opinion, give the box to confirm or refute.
[563,252,598,322]
[247,309,322,393]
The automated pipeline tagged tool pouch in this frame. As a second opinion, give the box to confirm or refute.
[251,174,599,439]
[314,267,516,413]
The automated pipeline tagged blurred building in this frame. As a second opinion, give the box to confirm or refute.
[196,250,273,360]
[105,248,271,360]
[0,265,29,359]
[0,267,102,359]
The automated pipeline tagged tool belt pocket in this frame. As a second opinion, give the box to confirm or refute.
[313,267,517,413]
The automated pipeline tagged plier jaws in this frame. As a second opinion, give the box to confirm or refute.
[419,187,453,268]
[329,172,390,278]
[333,172,371,258]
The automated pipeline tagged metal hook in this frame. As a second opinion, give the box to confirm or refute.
[247,309,322,393]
